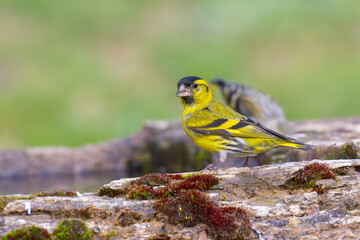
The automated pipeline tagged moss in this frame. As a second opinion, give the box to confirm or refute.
[171,174,219,192]
[153,190,251,240]
[102,231,116,238]
[286,163,336,192]
[115,208,141,226]
[125,173,219,200]
[181,173,198,178]
[147,234,171,240]
[126,185,154,200]
[0,190,77,212]
[98,187,126,198]
[138,173,184,185]
[73,207,92,219]
[2,226,51,240]
[53,219,91,240]
[99,173,184,198]
[0,197,15,213]
[115,172,249,239]
[31,190,77,198]
[0,195,33,212]
[325,141,360,160]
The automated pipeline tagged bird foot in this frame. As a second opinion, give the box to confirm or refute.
[242,162,252,167]
[202,161,220,173]
[242,157,251,167]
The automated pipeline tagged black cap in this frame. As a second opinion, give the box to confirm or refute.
[177,76,201,89]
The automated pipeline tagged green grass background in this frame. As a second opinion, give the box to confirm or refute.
[1,1,359,150]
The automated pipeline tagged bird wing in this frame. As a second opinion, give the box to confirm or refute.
[186,103,292,140]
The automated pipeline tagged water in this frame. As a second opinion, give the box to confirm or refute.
[0,171,132,195]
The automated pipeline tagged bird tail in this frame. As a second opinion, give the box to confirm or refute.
[279,141,313,151]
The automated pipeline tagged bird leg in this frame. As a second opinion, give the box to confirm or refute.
[242,157,250,167]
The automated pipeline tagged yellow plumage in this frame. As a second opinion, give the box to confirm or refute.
[176,76,311,167]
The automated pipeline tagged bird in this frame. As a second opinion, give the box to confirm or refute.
[176,76,311,168]
[212,78,290,134]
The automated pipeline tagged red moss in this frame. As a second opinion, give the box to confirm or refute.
[153,190,251,239]
[126,173,250,238]
[153,190,209,226]
[154,186,172,198]
[126,185,155,200]
[207,206,251,239]
[116,208,141,226]
[172,174,219,193]
[287,163,336,191]
[126,173,219,200]
[147,234,171,240]
[138,173,185,185]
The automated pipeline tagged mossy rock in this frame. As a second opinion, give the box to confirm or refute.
[53,219,91,240]
[2,226,51,240]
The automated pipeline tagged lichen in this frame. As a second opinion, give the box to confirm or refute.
[52,219,91,240]
[2,226,51,240]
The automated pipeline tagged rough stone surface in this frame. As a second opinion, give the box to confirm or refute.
[1,159,360,239]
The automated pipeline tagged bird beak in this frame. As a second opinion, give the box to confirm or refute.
[176,84,191,97]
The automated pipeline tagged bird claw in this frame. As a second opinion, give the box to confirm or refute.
[242,162,252,167]
[202,161,220,173]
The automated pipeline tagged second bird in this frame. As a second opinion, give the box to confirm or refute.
[212,78,290,134]
[176,76,311,168]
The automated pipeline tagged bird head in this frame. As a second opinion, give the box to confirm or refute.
[176,76,213,106]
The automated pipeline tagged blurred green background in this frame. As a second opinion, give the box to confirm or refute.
[1,1,360,150]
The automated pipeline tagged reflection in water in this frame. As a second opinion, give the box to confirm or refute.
[0,170,134,195]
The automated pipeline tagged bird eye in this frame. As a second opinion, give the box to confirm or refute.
[193,83,198,88]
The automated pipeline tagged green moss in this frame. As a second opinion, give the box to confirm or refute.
[126,185,153,200]
[325,142,359,160]
[181,173,200,179]
[31,190,77,198]
[0,197,14,213]
[98,187,126,198]
[147,234,171,240]
[102,231,116,238]
[2,226,51,240]
[53,219,91,240]
[0,195,32,212]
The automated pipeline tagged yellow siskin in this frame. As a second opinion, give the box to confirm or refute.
[176,76,311,168]
[212,78,290,133]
